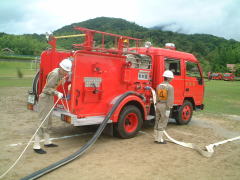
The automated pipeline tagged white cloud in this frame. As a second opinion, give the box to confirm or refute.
[0,0,239,40]
[134,0,240,40]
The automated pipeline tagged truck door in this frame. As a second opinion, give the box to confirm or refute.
[184,61,204,105]
[164,58,184,105]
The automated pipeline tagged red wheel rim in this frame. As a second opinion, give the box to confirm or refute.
[182,105,191,121]
[123,113,138,133]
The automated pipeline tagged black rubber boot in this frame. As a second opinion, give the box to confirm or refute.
[154,141,167,144]
[34,149,47,154]
[44,144,58,148]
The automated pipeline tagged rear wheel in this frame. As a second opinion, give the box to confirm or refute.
[175,101,193,125]
[32,71,39,100]
[115,105,143,139]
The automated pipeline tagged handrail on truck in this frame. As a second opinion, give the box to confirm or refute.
[47,26,142,55]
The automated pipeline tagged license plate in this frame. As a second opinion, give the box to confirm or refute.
[28,94,35,104]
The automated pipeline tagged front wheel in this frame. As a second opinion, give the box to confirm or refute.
[115,105,143,139]
[175,101,193,125]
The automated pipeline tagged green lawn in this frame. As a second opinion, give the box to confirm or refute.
[0,55,36,60]
[203,80,240,115]
[0,61,239,116]
[0,61,37,87]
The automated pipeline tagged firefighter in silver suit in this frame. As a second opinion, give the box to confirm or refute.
[154,70,174,144]
[33,58,72,154]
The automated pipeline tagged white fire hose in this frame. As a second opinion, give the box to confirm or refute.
[0,98,61,179]
[205,136,240,153]
[1,81,71,179]
[61,83,70,112]
[150,87,240,158]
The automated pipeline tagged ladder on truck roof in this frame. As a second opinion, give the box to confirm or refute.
[47,26,142,55]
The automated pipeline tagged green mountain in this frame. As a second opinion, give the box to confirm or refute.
[54,17,147,35]
[53,17,148,49]
[1,17,240,72]
[53,17,240,72]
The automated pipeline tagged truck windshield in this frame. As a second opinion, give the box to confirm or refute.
[224,74,231,77]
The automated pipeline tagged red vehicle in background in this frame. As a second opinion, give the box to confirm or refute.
[211,73,223,80]
[223,73,235,81]
[27,27,204,138]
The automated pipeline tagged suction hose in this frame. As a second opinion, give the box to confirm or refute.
[21,91,143,180]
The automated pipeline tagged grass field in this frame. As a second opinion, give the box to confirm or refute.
[203,80,240,115]
[0,61,239,116]
[0,54,36,60]
[0,61,37,87]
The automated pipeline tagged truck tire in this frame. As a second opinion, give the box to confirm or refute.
[115,105,143,139]
[32,71,39,97]
[175,100,193,125]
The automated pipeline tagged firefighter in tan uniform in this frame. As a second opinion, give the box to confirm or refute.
[33,58,72,154]
[154,70,174,144]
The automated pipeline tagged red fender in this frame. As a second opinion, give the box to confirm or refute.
[109,94,146,123]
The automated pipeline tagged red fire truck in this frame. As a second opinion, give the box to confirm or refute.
[223,73,235,81]
[211,73,223,80]
[28,27,204,138]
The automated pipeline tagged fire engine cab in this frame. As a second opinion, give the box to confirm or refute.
[28,27,204,138]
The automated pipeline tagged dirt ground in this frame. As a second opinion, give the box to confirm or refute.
[0,87,240,180]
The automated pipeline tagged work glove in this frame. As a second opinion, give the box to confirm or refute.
[57,92,63,99]
[68,84,71,91]
[166,110,170,117]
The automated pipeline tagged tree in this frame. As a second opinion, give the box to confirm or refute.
[235,64,240,76]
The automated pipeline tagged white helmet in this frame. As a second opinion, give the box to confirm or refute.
[163,70,174,78]
[59,58,72,72]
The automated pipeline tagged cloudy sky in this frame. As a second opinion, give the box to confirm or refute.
[0,0,239,40]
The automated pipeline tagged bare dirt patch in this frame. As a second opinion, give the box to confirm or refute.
[0,87,240,180]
